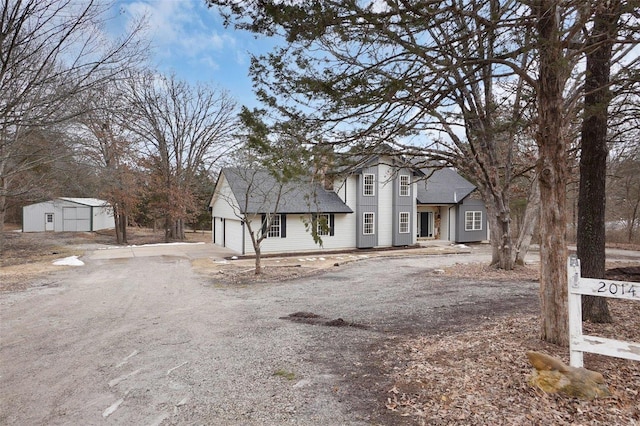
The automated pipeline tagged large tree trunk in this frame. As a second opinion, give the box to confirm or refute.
[535,0,569,346]
[577,1,619,324]
[514,177,540,266]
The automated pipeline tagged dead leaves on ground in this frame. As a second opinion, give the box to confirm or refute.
[383,300,640,425]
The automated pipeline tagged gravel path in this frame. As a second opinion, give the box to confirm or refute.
[1,248,539,425]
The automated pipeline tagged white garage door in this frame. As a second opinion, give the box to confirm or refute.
[63,207,91,231]
[214,217,224,246]
[224,219,243,254]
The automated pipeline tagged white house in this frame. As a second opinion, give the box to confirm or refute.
[209,155,488,255]
[22,198,115,232]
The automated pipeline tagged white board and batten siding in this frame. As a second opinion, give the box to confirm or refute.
[568,255,640,368]
[377,163,395,247]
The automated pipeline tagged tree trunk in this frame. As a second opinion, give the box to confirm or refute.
[121,214,128,245]
[0,191,6,253]
[629,207,638,243]
[484,190,514,270]
[164,214,171,242]
[577,1,619,323]
[535,0,569,346]
[514,177,540,266]
[115,211,123,244]
[254,245,262,275]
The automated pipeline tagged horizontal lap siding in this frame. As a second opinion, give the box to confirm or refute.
[243,213,355,254]
[210,177,241,219]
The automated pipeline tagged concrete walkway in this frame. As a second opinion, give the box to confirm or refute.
[87,242,236,261]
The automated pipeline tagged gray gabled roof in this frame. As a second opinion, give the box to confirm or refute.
[415,168,476,204]
[221,168,353,215]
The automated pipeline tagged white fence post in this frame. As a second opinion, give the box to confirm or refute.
[568,255,584,367]
[567,255,640,368]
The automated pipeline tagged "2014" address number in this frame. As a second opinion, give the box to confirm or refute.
[597,281,637,297]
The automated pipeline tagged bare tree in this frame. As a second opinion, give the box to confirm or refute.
[124,71,238,241]
[222,0,545,270]
[0,0,146,248]
[209,0,639,345]
[608,143,640,243]
[74,82,143,244]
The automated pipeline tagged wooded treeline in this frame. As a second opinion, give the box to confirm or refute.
[0,0,239,245]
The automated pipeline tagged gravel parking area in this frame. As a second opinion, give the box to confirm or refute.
[0,242,538,425]
[2,235,639,425]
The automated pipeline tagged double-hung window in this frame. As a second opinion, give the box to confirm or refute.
[399,175,410,196]
[465,211,482,231]
[399,212,410,233]
[317,214,331,236]
[363,173,375,196]
[363,212,375,235]
[268,214,281,237]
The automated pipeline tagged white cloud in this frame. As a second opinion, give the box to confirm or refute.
[121,0,236,61]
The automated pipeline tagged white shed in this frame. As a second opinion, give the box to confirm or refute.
[22,198,115,232]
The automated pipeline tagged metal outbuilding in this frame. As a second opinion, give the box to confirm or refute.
[22,198,115,232]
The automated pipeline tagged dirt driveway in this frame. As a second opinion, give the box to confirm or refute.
[0,242,541,425]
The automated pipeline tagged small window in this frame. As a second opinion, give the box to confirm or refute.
[317,214,331,236]
[399,212,410,233]
[465,211,482,231]
[363,212,375,235]
[399,175,410,196]
[268,214,281,237]
[46,213,54,223]
[363,173,375,196]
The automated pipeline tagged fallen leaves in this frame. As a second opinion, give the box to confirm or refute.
[383,299,640,425]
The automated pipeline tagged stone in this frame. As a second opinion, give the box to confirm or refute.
[526,351,610,399]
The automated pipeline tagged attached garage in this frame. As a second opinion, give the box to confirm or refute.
[22,198,115,232]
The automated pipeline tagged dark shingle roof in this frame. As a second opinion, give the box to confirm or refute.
[222,168,353,214]
[416,168,476,204]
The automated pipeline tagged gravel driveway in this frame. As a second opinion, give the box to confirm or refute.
[1,247,539,425]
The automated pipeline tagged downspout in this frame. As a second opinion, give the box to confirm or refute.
[90,206,94,231]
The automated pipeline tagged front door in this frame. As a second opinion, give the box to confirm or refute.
[419,212,433,237]
[45,213,54,231]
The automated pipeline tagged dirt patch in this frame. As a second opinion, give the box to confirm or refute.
[281,311,370,329]
[606,266,640,281]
